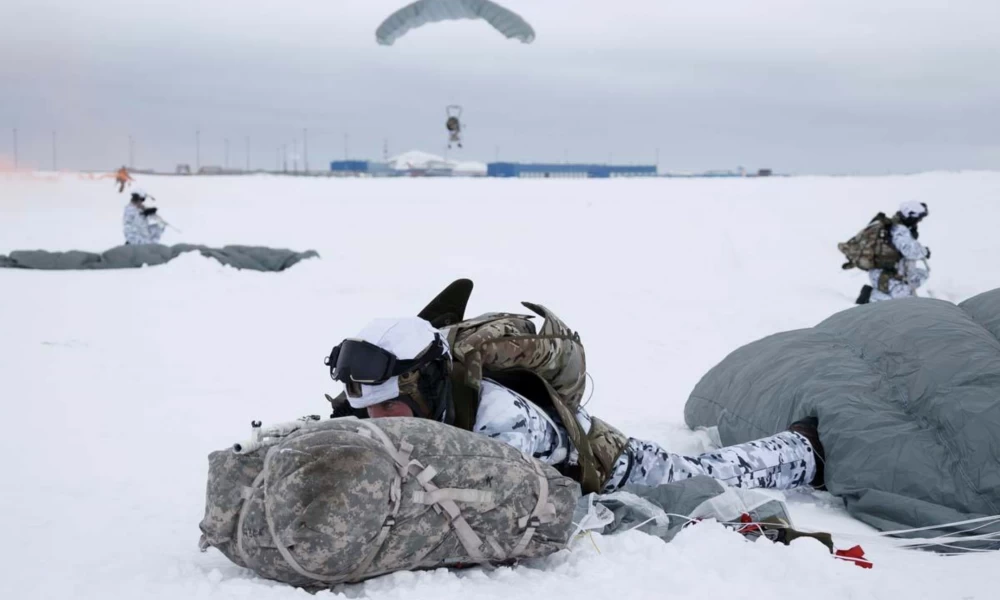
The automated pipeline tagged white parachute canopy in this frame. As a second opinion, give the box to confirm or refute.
[376,0,536,46]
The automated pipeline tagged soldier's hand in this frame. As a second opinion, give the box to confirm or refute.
[142,207,158,217]
[924,247,931,259]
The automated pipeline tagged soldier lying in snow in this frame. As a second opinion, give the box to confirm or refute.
[324,282,826,496]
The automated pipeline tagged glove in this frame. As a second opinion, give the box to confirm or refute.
[924,247,931,259]
[142,207,158,217]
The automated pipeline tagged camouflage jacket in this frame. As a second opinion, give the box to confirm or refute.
[441,303,628,494]
[123,203,165,245]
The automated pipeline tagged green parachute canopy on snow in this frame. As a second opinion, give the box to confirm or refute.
[376,0,536,46]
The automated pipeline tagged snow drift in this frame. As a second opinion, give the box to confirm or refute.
[3,171,1000,600]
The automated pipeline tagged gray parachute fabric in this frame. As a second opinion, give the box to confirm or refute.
[376,0,536,46]
[0,244,318,272]
[199,417,579,588]
[685,289,1000,550]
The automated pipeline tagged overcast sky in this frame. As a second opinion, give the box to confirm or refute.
[2,0,999,174]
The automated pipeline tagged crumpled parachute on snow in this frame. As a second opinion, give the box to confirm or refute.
[376,0,535,46]
[686,288,1000,551]
[573,477,793,544]
[0,244,319,272]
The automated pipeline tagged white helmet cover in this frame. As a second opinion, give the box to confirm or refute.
[343,317,448,409]
[899,201,928,219]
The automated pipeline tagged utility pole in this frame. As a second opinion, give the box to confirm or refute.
[195,129,201,172]
[225,138,230,169]
[344,133,349,160]
[129,135,135,169]
[282,144,287,173]
[293,138,299,173]
[655,147,660,173]
[52,131,57,171]
[303,128,309,173]
[12,128,18,170]
[382,138,389,162]
[245,136,250,172]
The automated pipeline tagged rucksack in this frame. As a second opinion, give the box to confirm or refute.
[838,212,902,272]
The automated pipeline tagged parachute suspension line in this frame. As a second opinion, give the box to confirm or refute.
[583,372,595,408]
[730,514,1000,552]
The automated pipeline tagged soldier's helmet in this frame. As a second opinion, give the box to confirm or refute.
[898,201,929,226]
[325,317,451,420]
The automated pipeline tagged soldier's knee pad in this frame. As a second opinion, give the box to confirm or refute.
[587,417,630,488]
[877,271,894,294]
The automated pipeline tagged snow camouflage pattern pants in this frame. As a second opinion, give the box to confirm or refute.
[602,431,817,493]
[869,264,929,303]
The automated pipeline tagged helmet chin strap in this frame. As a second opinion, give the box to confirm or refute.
[397,371,433,418]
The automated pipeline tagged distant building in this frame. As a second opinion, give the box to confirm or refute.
[487,163,657,179]
[329,160,398,177]
[331,152,488,177]
[330,160,372,175]
[176,164,191,175]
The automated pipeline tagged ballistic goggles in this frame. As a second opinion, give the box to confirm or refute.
[325,334,446,395]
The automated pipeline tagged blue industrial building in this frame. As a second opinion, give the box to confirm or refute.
[329,160,399,176]
[330,160,370,172]
[332,160,659,178]
[487,162,657,179]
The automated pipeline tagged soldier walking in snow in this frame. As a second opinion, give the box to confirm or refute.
[115,166,133,193]
[839,201,931,304]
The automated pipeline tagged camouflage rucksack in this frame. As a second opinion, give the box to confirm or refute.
[838,212,902,271]
[441,303,629,495]
[199,417,579,588]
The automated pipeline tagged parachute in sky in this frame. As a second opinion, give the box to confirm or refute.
[376,0,536,46]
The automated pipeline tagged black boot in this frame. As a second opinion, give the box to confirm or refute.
[855,285,873,305]
[789,417,826,489]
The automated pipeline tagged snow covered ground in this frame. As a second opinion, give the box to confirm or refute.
[2,171,999,599]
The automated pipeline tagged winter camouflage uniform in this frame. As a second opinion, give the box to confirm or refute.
[604,432,816,491]
[123,202,165,245]
[443,304,818,494]
[869,223,929,302]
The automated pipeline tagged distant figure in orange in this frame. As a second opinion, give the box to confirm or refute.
[115,166,132,193]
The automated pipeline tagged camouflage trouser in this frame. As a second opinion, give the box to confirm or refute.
[869,264,928,301]
[602,431,817,493]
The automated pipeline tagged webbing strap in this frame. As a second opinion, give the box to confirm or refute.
[348,475,403,581]
[518,457,552,528]
[257,446,404,584]
[417,465,438,485]
[450,514,487,561]
[260,449,341,583]
[412,488,495,505]
[236,471,266,568]
[355,421,489,563]
[511,457,557,557]
[511,517,540,557]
